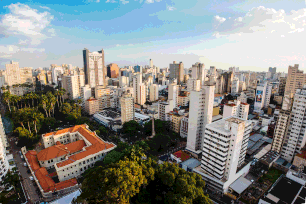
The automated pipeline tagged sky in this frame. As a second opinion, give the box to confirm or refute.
[0,0,306,72]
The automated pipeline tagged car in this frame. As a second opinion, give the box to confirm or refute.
[29,176,34,181]
[251,180,254,183]
[24,163,27,167]
[27,169,31,174]
[21,155,24,159]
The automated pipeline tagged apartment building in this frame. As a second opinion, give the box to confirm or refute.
[168,83,179,108]
[223,100,249,120]
[191,62,206,86]
[149,84,159,101]
[106,63,119,78]
[83,48,106,88]
[186,84,215,154]
[81,85,92,108]
[0,117,9,182]
[158,100,174,121]
[95,86,111,111]
[272,86,306,162]
[187,79,201,92]
[121,94,135,124]
[169,61,184,84]
[138,84,146,105]
[231,78,239,94]
[194,117,252,193]
[5,61,21,86]
[85,97,99,115]
[167,111,185,134]
[178,95,189,107]
[254,82,267,110]
[62,75,85,99]
[20,67,33,84]
[180,116,188,138]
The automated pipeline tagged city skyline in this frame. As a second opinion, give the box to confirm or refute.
[0,1,306,71]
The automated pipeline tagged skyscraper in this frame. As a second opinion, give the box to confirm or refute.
[5,61,21,86]
[149,59,153,68]
[186,83,215,154]
[121,94,135,124]
[83,48,106,88]
[169,61,184,84]
[191,62,205,86]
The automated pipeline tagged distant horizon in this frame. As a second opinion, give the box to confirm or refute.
[1,1,305,73]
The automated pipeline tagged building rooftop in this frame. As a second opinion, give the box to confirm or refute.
[172,150,190,162]
[260,151,279,165]
[260,176,303,204]
[37,140,86,161]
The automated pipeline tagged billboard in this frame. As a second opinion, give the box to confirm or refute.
[256,90,263,102]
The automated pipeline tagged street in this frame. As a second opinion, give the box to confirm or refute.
[8,135,41,204]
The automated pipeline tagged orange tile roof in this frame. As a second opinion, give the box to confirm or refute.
[241,102,249,105]
[225,103,236,107]
[173,150,190,162]
[25,150,40,172]
[37,140,86,161]
[55,125,115,168]
[214,94,223,97]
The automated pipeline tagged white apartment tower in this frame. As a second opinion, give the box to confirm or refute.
[95,86,111,111]
[168,83,179,108]
[199,117,252,192]
[223,100,249,120]
[5,61,21,86]
[83,48,106,88]
[158,100,174,121]
[0,117,9,182]
[187,79,201,92]
[186,84,215,154]
[149,84,159,101]
[272,86,306,162]
[254,82,267,110]
[81,85,92,108]
[62,75,85,100]
[264,84,272,108]
[231,78,239,94]
[121,94,135,124]
[138,84,146,105]
[191,62,205,86]
[20,67,33,84]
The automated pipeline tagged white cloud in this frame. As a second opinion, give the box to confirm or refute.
[167,6,176,11]
[39,6,51,10]
[0,45,20,58]
[120,0,129,4]
[116,44,121,47]
[0,3,55,45]
[145,0,162,3]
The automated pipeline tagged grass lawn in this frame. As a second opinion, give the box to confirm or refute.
[258,167,283,184]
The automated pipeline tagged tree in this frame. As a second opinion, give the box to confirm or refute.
[2,91,11,112]
[1,168,19,192]
[122,120,142,142]
[143,119,170,136]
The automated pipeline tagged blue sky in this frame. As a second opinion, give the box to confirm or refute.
[0,0,306,72]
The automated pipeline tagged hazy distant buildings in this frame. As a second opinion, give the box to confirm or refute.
[149,84,159,101]
[107,63,119,78]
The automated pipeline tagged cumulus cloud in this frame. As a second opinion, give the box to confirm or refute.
[213,6,306,38]
[0,3,55,45]
[145,0,162,3]
[39,6,51,10]
[167,6,176,11]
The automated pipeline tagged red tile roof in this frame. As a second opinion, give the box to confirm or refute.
[25,150,40,172]
[55,125,115,168]
[37,140,86,161]
[173,150,190,162]
[25,150,78,193]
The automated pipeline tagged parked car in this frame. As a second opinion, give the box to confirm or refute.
[29,176,34,181]
[21,155,24,159]
[27,169,31,174]
[24,163,27,167]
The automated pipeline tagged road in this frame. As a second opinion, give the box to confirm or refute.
[8,136,41,204]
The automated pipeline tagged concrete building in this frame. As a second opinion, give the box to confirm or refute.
[254,82,267,110]
[0,117,9,182]
[223,100,249,120]
[62,75,85,99]
[121,94,135,124]
[20,67,33,84]
[85,97,99,115]
[107,63,119,78]
[272,86,306,162]
[231,78,239,94]
[51,66,63,85]
[5,61,21,86]
[278,77,286,96]
[264,83,273,108]
[158,100,174,121]
[169,61,184,84]
[168,83,179,108]
[191,62,205,86]
[95,86,111,111]
[167,111,185,134]
[133,65,142,73]
[186,84,215,154]
[81,85,92,108]
[194,117,252,193]
[282,64,306,110]
[149,84,159,101]
[83,48,106,88]
[178,95,189,107]
[187,79,201,92]
[180,116,188,138]
[138,84,147,105]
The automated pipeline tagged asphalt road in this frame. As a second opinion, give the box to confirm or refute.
[8,136,41,204]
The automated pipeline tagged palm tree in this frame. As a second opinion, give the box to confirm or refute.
[54,90,60,107]
[2,92,11,112]
[31,109,44,134]
[41,94,49,117]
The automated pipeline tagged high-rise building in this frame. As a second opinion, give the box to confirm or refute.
[264,84,273,108]
[62,75,85,99]
[133,65,142,73]
[5,61,21,86]
[272,86,306,162]
[51,66,63,85]
[282,64,306,110]
[107,63,119,78]
[83,48,106,88]
[149,59,153,68]
[278,77,287,96]
[158,100,174,121]
[149,84,159,101]
[186,84,215,154]
[85,97,99,115]
[231,78,239,94]
[168,83,179,108]
[95,86,111,111]
[187,79,201,92]
[169,61,184,84]
[20,67,33,84]
[121,94,135,124]
[254,82,268,110]
[222,72,233,93]
[223,100,249,120]
[191,62,205,86]
[0,117,9,182]
[133,73,146,105]
[197,117,251,192]
[138,84,146,105]
[268,67,277,79]
[81,85,92,108]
